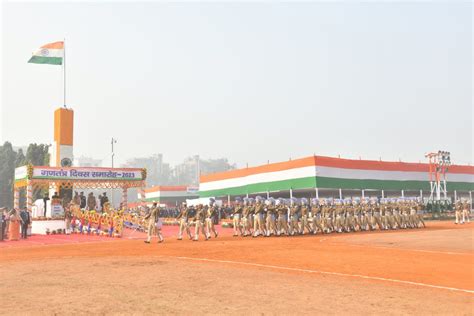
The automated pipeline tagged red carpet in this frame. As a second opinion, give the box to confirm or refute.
[0,225,233,248]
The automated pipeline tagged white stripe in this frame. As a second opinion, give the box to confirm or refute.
[200,166,316,192]
[32,48,63,58]
[161,255,474,294]
[316,166,474,183]
[146,191,196,199]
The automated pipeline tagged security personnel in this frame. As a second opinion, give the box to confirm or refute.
[416,201,426,228]
[177,203,192,240]
[193,204,208,241]
[144,202,160,243]
[248,198,256,235]
[392,199,402,229]
[455,200,463,224]
[276,198,289,236]
[232,198,243,237]
[462,200,471,223]
[311,199,323,234]
[344,199,355,232]
[372,199,384,230]
[299,198,312,234]
[288,198,300,235]
[205,199,219,239]
[241,198,251,237]
[253,196,265,237]
[264,198,277,237]
[352,198,362,231]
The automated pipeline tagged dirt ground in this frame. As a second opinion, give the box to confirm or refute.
[1,221,473,315]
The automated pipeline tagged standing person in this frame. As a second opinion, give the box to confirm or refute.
[232,198,243,237]
[73,191,81,205]
[9,209,20,241]
[19,209,31,239]
[253,196,265,237]
[205,199,219,239]
[193,204,208,241]
[241,198,250,237]
[64,204,73,234]
[299,198,312,235]
[264,198,277,237]
[454,200,463,224]
[79,192,86,209]
[462,199,470,223]
[177,203,192,240]
[276,198,289,236]
[311,199,324,235]
[100,193,109,210]
[87,192,96,211]
[3,208,10,239]
[288,198,300,236]
[0,208,5,241]
[144,202,161,243]
[42,193,50,217]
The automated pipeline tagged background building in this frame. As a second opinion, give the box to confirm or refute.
[144,185,199,207]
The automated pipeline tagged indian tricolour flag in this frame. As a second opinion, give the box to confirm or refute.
[28,41,64,65]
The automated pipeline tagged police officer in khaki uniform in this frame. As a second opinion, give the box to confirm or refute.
[276,198,289,236]
[311,199,323,234]
[177,203,192,240]
[253,196,265,237]
[144,202,162,243]
[454,200,463,224]
[232,198,243,237]
[462,200,470,223]
[288,198,300,236]
[205,199,219,239]
[299,198,312,235]
[193,204,208,241]
[241,198,251,237]
[265,198,277,237]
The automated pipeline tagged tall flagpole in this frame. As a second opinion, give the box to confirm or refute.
[63,37,66,108]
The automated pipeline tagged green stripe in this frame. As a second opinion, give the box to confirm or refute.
[28,55,63,65]
[199,176,316,198]
[315,177,474,191]
[199,176,474,197]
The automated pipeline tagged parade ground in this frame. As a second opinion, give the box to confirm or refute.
[0,221,472,315]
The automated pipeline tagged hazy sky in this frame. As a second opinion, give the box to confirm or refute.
[1,1,472,168]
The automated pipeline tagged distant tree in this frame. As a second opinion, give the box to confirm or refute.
[0,143,51,208]
[15,149,26,167]
[0,142,17,208]
[25,144,50,201]
[26,143,50,166]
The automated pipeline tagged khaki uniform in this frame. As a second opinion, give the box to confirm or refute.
[205,205,218,238]
[265,205,277,236]
[462,201,470,223]
[455,202,463,224]
[253,202,265,237]
[345,206,355,232]
[289,205,300,235]
[232,205,243,236]
[193,206,207,241]
[177,207,192,240]
[145,206,162,242]
[299,205,312,234]
[276,205,289,236]
[242,205,251,236]
[311,205,324,234]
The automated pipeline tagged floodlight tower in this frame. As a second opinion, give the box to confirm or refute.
[425,151,451,201]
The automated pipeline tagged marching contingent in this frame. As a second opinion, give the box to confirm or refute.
[166,196,427,242]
